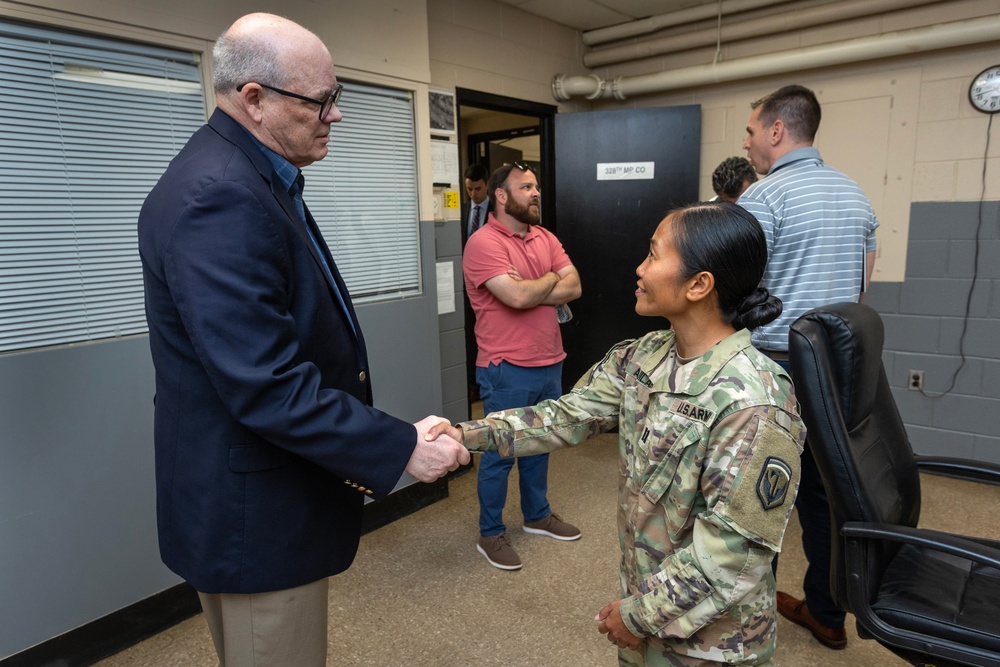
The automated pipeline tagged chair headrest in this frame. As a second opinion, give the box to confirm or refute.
[789,302,884,430]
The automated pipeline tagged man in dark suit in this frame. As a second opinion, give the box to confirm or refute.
[137,13,468,666]
[461,162,492,243]
[461,163,493,401]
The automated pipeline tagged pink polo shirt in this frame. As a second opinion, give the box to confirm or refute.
[463,214,572,368]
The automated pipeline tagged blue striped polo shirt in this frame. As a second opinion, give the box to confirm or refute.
[737,147,878,352]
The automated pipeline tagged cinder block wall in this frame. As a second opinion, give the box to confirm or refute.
[435,220,469,425]
[865,201,1000,463]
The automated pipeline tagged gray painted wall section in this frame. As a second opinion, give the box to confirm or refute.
[0,221,443,659]
[0,337,170,658]
[435,219,469,426]
[865,201,1000,464]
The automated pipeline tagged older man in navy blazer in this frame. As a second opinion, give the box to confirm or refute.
[138,13,467,666]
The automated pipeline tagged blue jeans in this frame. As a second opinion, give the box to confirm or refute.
[771,357,845,629]
[476,361,562,536]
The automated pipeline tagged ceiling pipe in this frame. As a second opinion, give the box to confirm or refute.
[553,15,1000,101]
[584,0,942,68]
[582,0,796,46]
[550,74,608,100]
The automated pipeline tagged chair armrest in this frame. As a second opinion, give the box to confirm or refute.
[842,521,1000,569]
[915,455,1000,486]
[842,521,1000,665]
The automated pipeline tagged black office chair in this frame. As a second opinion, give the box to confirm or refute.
[788,302,1000,667]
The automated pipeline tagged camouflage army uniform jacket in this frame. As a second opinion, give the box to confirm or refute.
[462,329,805,666]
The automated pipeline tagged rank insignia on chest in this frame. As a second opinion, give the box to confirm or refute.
[756,456,792,510]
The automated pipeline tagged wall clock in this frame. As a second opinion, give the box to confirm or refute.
[969,65,1000,113]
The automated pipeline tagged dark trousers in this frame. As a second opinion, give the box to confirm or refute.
[771,356,846,629]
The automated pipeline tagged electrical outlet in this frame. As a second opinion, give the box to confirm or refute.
[908,370,924,391]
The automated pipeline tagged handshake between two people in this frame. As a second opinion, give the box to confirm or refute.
[404,417,643,652]
[404,416,470,483]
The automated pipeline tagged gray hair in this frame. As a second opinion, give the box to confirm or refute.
[212,28,286,93]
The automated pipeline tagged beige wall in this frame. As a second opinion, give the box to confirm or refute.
[5,0,999,279]
[1,0,431,80]
[427,0,999,282]
[426,0,589,109]
[1,0,442,218]
[426,0,590,212]
[583,0,1000,282]
[0,0,589,260]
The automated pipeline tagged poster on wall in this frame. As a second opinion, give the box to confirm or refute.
[429,88,456,134]
[436,261,456,315]
[431,140,459,185]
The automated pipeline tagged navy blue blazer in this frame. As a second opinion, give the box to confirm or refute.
[138,109,417,594]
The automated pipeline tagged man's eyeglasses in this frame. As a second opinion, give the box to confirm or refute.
[237,82,343,120]
[512,162,532,172]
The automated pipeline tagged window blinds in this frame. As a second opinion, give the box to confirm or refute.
[0,21,422,355]
[0,20,205,353]
[304,81,421,302]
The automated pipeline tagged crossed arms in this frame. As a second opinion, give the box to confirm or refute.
[483,264,581,309]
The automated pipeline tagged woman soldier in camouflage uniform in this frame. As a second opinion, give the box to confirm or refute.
[430,202,806,666]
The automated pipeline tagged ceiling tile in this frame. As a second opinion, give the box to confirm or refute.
[493,0,729,32]
[511,0,634,30]
[603,0,715,19]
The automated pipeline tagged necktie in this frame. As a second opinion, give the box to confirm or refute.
[290,175,357,336]
[470,204,482,236]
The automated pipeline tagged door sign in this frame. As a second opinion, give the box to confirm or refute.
[596,161,655,180]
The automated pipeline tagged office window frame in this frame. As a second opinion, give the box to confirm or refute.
[0,20,422,355]
[0,19,206,354]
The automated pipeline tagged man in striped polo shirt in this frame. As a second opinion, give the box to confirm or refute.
[737,84,878,651]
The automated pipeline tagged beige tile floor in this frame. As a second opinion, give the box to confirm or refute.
[97,434,1000,667]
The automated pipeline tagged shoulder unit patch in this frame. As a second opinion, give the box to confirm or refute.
[756,456,792,511]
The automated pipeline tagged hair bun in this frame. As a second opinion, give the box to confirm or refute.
[732,287,782,330]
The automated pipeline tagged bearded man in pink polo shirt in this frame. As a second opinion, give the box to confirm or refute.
[462,162,583,571]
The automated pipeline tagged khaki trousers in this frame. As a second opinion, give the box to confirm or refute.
[198,577,329,667]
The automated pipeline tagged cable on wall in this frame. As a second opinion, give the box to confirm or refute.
[921,112,995,398]
[713,0,724,66]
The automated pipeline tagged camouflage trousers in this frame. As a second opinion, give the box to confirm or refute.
[618,645,777,667]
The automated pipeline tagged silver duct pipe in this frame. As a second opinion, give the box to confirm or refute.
[553,15,1000,101]
[582,0,796,46]
[584,0,942,68]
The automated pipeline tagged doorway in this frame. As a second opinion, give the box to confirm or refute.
[454,94,702,401]
[455,89,557,411]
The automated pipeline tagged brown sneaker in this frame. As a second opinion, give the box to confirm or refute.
[522,512,581,541]
[777,591,847,649]
[477,533,522,570]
